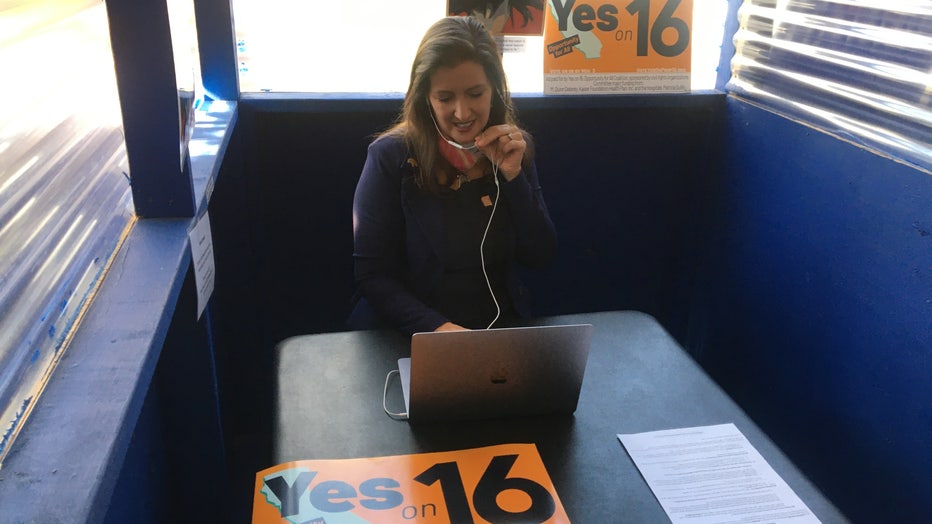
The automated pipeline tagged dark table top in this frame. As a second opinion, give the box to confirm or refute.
[271,311,847,522]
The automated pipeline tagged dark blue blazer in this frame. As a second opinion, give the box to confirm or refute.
[349,134,557,335]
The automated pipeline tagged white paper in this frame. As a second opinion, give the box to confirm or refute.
[188,211,215,320]
[618,423,820,524]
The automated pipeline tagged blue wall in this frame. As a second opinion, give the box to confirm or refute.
[103,266,229,523]
[691,98,931,522]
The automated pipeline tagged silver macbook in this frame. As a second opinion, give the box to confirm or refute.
[387,324,593,422]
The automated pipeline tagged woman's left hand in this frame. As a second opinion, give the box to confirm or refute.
[475,125,525,181]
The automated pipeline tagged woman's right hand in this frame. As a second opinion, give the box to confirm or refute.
[434,322,468,332]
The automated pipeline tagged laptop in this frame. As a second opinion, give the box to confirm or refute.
[388,324,593,422]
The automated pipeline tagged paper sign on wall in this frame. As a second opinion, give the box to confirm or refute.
[188,211,215,320]
[252,443,570,523]
[543,0,693,94]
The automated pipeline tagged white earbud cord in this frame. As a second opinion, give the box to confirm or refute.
[427,94,502,329]
[481,158,502,329]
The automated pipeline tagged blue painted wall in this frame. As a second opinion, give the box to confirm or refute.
[690,98,931,522]
[104,266,229,523]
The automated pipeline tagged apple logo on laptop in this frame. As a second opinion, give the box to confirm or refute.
[490,366,509,384]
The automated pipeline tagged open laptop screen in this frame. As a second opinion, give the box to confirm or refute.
[393,324,593,422]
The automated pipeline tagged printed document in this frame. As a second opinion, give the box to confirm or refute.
[188,211,215,320]
[618,423,820,523]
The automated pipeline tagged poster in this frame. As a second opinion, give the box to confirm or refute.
[253,443,570,523]
[543,0,693,94]
[449,1,546,36]
[187,211,215,320]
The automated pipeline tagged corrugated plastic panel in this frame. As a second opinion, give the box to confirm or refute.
[0,1,134,461]
[726,0,931,172]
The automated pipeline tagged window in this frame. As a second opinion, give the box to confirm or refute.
[0,0,133,462]
[231,1,729,93]
[727,0,932,172]
[168,0,203,154]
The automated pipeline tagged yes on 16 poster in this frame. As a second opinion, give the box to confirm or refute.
[253,444,570,523]
[543,0,693,94]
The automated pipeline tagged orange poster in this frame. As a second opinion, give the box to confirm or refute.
[448,1,546,36]
[253,443,570,523]
[543,0,693,94]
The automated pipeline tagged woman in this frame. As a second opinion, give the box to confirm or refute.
[350,16,557,336]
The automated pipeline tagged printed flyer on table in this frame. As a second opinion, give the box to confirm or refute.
[253,443,570,523]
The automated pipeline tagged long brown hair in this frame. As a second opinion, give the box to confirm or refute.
[382,16,533,193]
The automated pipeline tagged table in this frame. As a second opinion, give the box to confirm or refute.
[271,311,848,522]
